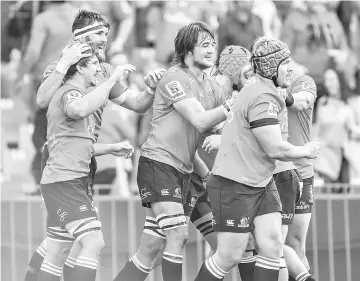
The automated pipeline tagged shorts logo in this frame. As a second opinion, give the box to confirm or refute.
[91,201,98,213]
[282,213,294,220]
[308,185,314,204]
[161,189,170,196]
[57,209,68,222]
[226,219,235,227]
[88,125,95,136]
[238,217,250,228]
[165,81,186,100]
[141,188,152,199]
[79,205,88,212]
[173,188,182,199]
[267,102,279,117]
[212,219,216,225]
[189,197,196,208]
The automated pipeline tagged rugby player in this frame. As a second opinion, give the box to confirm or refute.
[285,72,318,281]
[113,22,233,281]
[194,37,320,281]
[38,46,135,281]
[24,10,165,281]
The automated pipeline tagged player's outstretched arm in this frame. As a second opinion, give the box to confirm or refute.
[66,64,136,119]
[252,124,320,161]
[173,99,229,133]
[94,141,134,158]
[37,43,92,108]
[111,68,166,113]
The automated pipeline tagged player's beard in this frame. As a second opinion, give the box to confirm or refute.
[95,48,106,63]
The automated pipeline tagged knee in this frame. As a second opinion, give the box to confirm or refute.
[258,232,283,258]
[46,244,71,264]
[143,237,166,259]
[218,248,244,265]
[79,232,105,255]
[165,227,189,248]
[285,234,302,254]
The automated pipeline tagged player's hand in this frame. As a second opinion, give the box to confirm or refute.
[144,68,166,89]
[203,135,222,153]
[111,141,135,159]
[61,43,92,65]
[112,64,137,82]
[304,141,321,159]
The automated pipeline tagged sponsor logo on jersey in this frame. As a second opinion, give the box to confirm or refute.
[165,81,186,100]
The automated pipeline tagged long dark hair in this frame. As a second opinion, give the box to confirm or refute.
[173,21,215,68]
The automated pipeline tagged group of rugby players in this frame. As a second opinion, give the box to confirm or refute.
[23,9,321,281]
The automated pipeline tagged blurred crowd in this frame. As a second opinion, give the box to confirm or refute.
[1,0,360,196]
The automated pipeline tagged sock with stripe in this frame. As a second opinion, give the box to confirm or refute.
[63,256,76,281]
[278,257,289,281]
[37,261,62,281]
[295,270,312,281]
[237,250,257,281]
[162,251,183,281]
[194,256,228,281]
[113,253,151,281]
[70,256,98,281]
[253,255,280,281]
[24,244,47,281]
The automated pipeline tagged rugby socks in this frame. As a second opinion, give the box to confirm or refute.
[278,257,289,281]
[63,256,76,281]
[162,251,183,281]
[237,250,256,281]
[295,271,312,281]
[113,254,150,281]
[70,256,98,281]
[24,244,46,281]
[37,261,62,281]
[194,256,227,280]
[253,255,280,281]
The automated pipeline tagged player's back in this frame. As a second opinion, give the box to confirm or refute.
[213,76,284,187]
[141,64,206,174]
[41,83,96,184]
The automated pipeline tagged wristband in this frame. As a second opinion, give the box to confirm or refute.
[222,100,231,112]
[220,104,229,117]
[55,58,70,75]
[285,93,294,107]
[145,87,156,96]
[201,171,212,183]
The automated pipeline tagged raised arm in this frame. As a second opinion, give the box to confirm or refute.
[111,68,166,113]
[37,43,92,108]
[65,64,136,119]
[173,99,229,133]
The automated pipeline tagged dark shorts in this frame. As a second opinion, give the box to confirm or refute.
[40,177,98,228]
[184,172,211,217]
[208,175,282,233]
[295,176,314,214]
[137,156,191,208]
[274,169,302,225]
